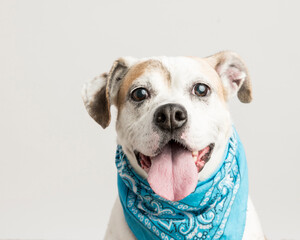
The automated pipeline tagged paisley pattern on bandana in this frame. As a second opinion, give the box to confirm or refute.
[116,128,248,240]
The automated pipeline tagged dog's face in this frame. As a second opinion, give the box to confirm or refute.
[82,52,252,201]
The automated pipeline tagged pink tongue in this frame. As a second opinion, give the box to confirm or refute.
[147,144,198,201]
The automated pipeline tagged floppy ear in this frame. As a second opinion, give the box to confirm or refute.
[81,57,136,128]
[205,51,252,103]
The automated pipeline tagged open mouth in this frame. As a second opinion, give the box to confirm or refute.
[135,141,215,173]
[134,141,215,201]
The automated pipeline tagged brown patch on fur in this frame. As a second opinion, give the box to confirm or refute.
[101,72,108,78]
[189,56,228,103]
[86,60,130,129]
[117,60,171,110]
[89,86,110,128]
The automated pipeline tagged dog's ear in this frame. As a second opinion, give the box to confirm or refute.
[82,57,136,128]
[205,51,252,103]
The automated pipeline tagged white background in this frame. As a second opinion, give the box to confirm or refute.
[0,0,299,239]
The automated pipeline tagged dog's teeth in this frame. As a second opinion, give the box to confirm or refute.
[193,156,197,162]
[192,151,198,157]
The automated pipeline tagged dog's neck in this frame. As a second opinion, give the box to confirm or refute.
[118,125,233,182]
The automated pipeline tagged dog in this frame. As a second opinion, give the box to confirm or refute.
[82,51,265,240]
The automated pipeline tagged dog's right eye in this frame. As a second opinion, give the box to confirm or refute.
[131,88,150,102]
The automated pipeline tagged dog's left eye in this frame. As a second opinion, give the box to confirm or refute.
[131,88,150,102]
[193,83,210,97]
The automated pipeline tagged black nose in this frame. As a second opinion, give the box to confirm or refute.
[154,104,187,132]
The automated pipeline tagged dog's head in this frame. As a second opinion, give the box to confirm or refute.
[82,51,251,201]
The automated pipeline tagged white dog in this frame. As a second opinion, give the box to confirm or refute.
[82,51,265,240]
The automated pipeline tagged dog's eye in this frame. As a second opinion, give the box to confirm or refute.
[131,88,150,102]
[193,83,210,97]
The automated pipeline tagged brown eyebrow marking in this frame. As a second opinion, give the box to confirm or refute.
[116,59,171,110]
[189,56,228,103]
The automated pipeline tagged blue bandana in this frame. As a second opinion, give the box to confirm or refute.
[116,128,248,240]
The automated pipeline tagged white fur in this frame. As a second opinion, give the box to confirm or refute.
[83,55,265,240]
